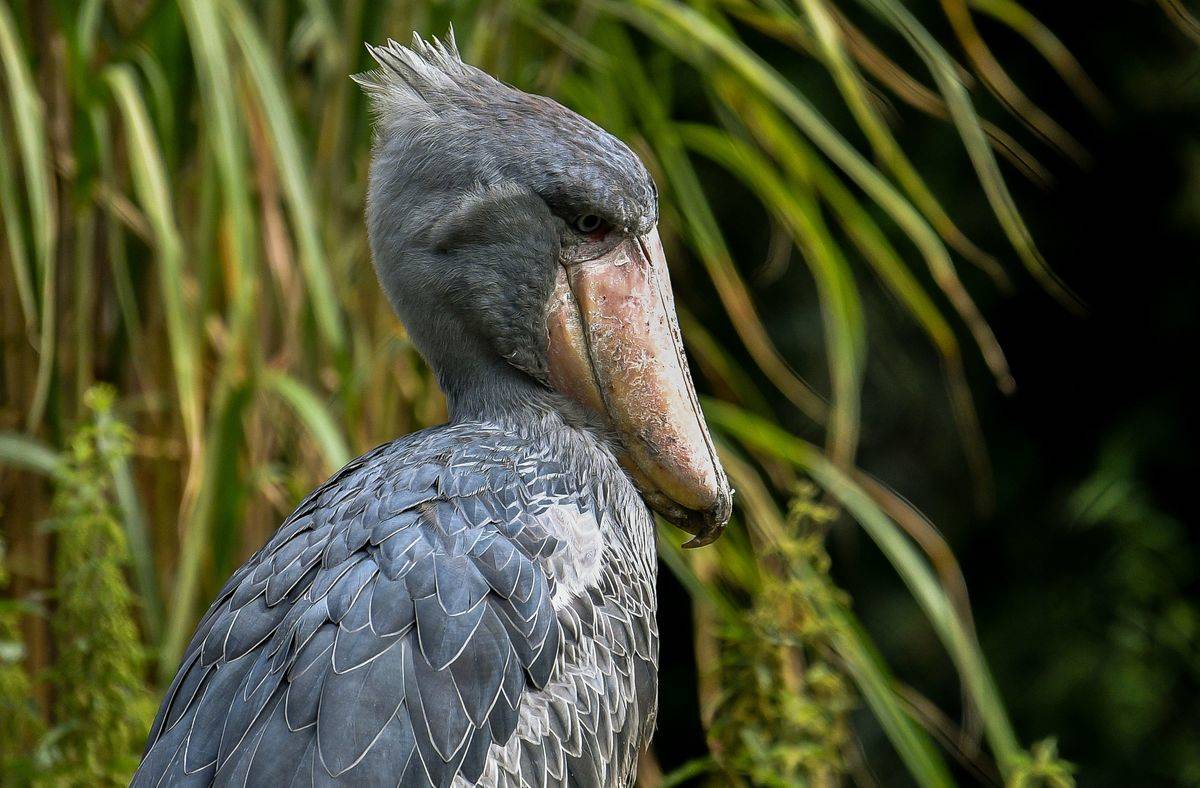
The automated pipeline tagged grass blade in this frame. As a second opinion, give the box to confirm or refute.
[1156,0,1200,45]
[725,86,1014,396]
[969,0,1109,118]
[162,0,263,672]
[0,0,57,430]
[857,0,1080,309]
[89,105,145,357]
[264,371,351,472]
[179,0,258,362]
[626,0,1017,393]
[161,386,246,676]
[720,95,998,486]
[799,0,1005,283]
[104,65,201,453]
[830,8,1052,188]
[0,105,35,331]
[0,431,61,477]
[223,0,346,355]
[939,0,1088,165]
[133,47,178,166]
[706,400,1025,777]
[679,124,865,466]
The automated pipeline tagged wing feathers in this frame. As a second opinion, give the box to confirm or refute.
[133,426,650,788]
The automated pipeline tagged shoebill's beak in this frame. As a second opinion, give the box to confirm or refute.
[547,227,733,547]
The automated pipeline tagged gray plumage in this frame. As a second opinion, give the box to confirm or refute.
[135,420,658,787]
[135,31,669,787]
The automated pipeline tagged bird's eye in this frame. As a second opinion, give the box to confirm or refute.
[573,214,606,236]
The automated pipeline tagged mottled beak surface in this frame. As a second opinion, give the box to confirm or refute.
[547,228,733,546]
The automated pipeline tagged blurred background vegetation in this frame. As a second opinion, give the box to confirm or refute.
[0,0,1195,785]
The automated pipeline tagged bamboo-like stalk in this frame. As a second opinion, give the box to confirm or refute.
[0,3,56,431]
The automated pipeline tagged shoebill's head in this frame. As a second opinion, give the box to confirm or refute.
[356,32,732,546]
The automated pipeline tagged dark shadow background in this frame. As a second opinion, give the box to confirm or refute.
[653,2,1200,784]
[964,2,1200,782]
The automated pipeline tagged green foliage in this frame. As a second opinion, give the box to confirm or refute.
[43,387,152,786]
[998,431,1200,785]
[0,538,44,784]
[1008,739,1075,788]
[709,484,854,786]
[1068,442,1200,747]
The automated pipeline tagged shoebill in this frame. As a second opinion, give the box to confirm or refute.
[135,31,732,788]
